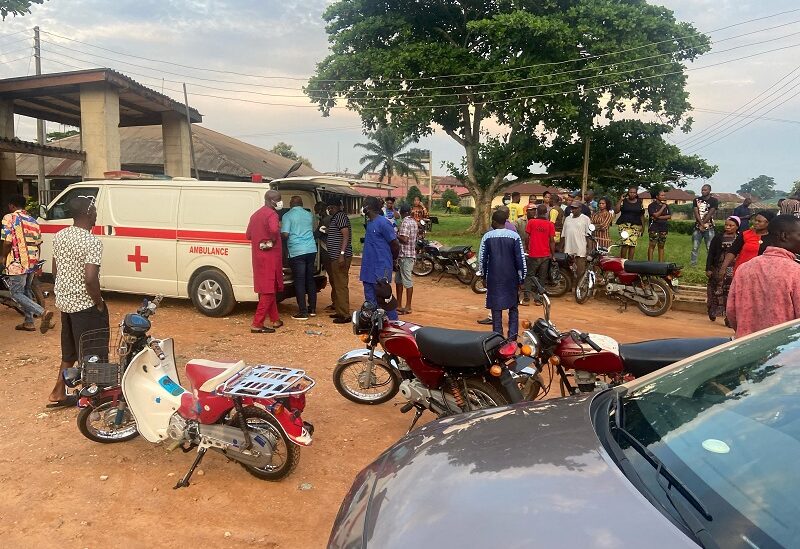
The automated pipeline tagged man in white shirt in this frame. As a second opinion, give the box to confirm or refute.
[562,200,592,281]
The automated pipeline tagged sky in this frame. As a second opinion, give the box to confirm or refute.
[0,0,798,193]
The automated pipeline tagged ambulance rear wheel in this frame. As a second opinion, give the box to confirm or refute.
[190,268,235,317]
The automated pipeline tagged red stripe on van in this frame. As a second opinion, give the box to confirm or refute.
[177,230,249,243]
[114,227,178,239]
[40,224,103,235]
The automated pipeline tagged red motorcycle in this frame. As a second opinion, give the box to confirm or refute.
[575,230,681,316]
[517,280,729,398]
[333,302,523,431]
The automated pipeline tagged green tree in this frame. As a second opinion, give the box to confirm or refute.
[269,141,313,168]
[1,0,43,19]
[738,175,776,201]
[46,129,79,142]
[308,0,711,232]
[441,187,459,208]
[406,185,424,206]
[536,120,716,197]
[790,179,800,197]
[354,126,427,196]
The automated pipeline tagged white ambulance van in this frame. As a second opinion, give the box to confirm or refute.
[38,176,358,317]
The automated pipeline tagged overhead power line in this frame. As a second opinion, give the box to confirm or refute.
[692,108,800,125]
[40,22,800,98]
[37,8,800,84]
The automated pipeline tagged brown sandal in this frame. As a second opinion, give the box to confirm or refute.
[15,323,36,331]
[272,320,284,329]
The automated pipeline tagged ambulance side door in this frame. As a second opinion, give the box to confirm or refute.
[101,185,179,296]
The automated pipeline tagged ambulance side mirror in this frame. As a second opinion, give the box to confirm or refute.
[38,204,48,220]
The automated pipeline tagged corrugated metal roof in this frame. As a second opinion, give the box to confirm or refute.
[15,125,319,180]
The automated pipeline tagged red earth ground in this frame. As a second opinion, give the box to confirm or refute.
[0,273,730,548]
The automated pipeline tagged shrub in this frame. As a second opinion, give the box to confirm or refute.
[666,219,724,235]
[459,206,475,215]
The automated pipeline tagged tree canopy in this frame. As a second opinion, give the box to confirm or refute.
[0,0,43,19]
[739,175,776,201]
[46,129,79,142]
[269,142,313,168]
[309,0,713,231]
[354,126,427,194]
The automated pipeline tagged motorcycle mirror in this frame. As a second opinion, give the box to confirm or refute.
[620,230,630,240]
[587,223,596,233]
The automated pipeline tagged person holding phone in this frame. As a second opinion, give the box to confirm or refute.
[615,186,644,260]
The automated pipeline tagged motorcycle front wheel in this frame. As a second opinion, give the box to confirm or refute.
[332,359,400,404]
[636,278,673,317]
[470,275,487,294]
[230,406,299,481]
[574,272,594,304]
[412,255,434,276]
[77,396,139,443]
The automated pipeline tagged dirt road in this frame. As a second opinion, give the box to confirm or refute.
[0,274,730,548]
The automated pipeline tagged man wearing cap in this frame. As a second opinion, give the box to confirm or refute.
[562,200,592,281]
[326,197,353,323]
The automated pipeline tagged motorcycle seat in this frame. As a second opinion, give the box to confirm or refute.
[623,261,680,276]
[437,245,471,255]
[619,337,730,378]
[185,359,247,393]
[553,252,573,263]
[414,327,504,369]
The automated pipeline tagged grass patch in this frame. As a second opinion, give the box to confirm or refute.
[350,210,712,284]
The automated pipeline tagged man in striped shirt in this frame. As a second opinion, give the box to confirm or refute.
[478,210,527,340]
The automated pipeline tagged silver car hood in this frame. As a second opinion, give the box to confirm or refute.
[329,393,696,549]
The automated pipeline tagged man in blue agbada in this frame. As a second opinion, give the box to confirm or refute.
[478,210,527,340]
[360,196,400,320]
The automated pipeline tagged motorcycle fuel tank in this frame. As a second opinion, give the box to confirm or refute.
[556,333,624,375]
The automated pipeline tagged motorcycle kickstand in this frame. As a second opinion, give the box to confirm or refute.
[406,406,425,435]
[174,447,207,489]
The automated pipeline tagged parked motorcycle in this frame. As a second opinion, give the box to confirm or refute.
[65,296,315,488]
[1,259,47,316]
[574,229,681,316]
[470,252,574,297]
[333,301,523,432]
[413,239,477,284]
[516,279,729,398]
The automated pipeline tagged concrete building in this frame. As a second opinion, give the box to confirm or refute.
[0,69,203,204]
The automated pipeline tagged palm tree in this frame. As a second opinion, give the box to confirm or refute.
[355,127,428,196]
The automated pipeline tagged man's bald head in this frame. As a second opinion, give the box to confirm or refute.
[265,190,282,208]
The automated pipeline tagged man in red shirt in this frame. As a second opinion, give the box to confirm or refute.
[727,215,800,338]
[522,204,555,304]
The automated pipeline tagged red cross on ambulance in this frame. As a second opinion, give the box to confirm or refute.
[127,245,149,272]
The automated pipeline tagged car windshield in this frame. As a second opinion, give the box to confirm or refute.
[621,322,800,548]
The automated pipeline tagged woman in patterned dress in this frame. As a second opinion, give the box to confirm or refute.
[706,216,740,324]
[591,197,614,249]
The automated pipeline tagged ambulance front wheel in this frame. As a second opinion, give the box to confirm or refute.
[190,268,236,317]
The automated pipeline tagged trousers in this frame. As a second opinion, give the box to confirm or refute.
[491,306,519,340]
[329,257,351,318]
[691,228,715,264]
[289,252,317,314]
[8,272,43,324]
[253,293,279,326]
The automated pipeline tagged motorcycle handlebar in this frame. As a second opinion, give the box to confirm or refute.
[569,330,602,353]
[584,336,602,353]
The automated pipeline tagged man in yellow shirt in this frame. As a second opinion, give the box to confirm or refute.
[507,192,525,223]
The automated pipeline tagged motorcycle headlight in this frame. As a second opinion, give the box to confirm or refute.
[520,330,540,357]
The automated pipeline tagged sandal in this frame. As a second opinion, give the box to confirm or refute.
[250,326,276,334]
[45,395,78,409]
[15,323,36,331]
[272,320,284,329]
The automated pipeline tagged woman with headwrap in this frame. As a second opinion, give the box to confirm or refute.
[706,216,740,324]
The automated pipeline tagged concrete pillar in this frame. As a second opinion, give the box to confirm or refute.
[161,111,191,178]
[79,82,121,179]
[0,99,17,204]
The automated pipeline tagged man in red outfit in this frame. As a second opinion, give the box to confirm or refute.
[246,190,285,333]
[521,204,555,304]
[727,215,800,338]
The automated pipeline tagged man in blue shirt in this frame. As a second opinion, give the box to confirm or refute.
[361,196,400,320]
[383,196,400,230]
[281,196,318,320]
[733,196,753,231]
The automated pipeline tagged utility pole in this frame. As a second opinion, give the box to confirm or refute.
[182,83,200,179]
[34,27,46,199]
[428,149,433,209]
[581,137,591,200]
